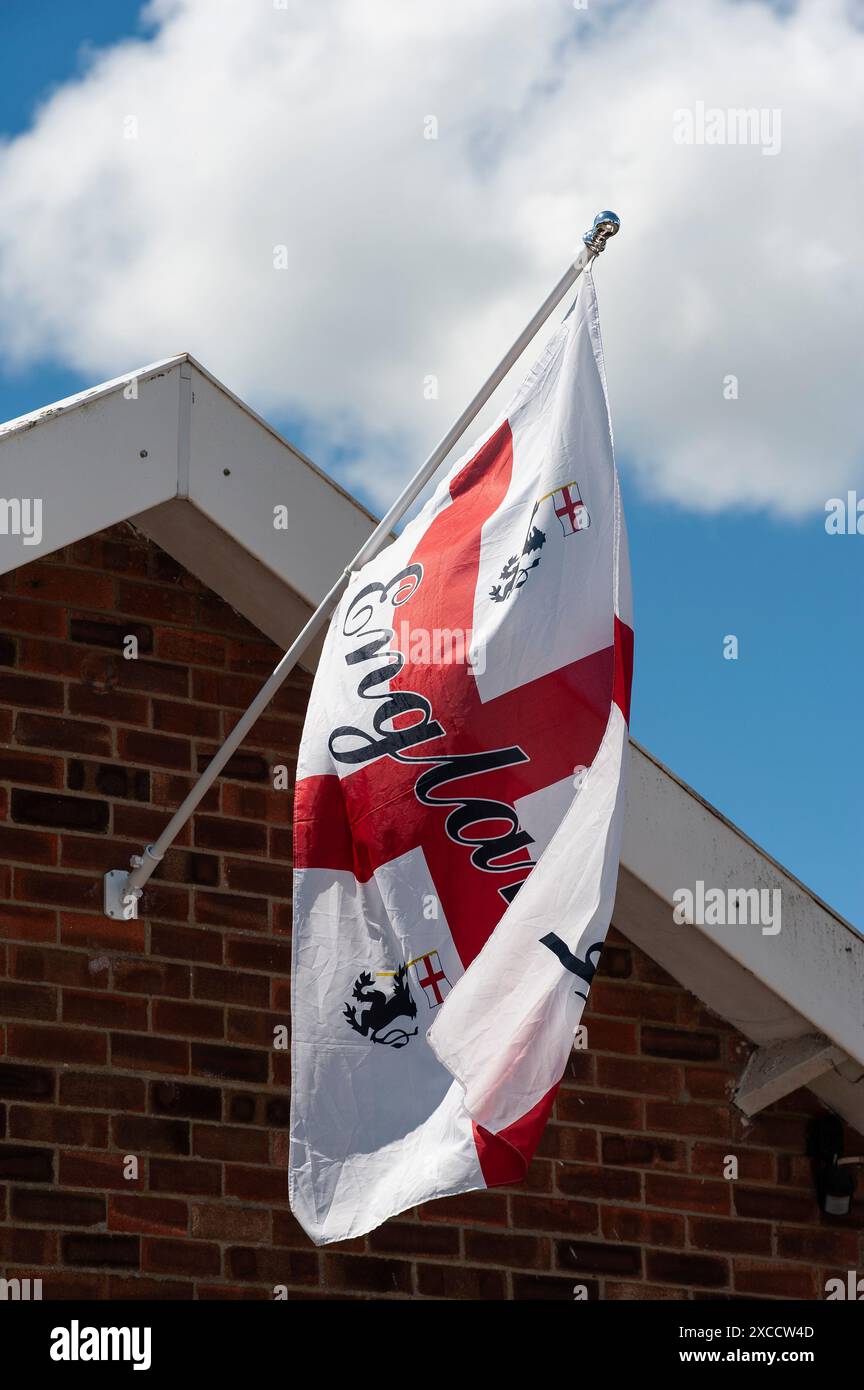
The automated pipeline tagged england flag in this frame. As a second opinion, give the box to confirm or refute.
[289,268,633,1244]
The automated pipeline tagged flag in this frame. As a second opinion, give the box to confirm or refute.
[289,268,633,1244]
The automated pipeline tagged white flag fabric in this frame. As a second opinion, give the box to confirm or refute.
[290,269,633,1244]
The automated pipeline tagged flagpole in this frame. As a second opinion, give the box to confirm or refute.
[103,212,620,920]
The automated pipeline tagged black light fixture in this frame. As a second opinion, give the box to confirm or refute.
[808,1115,861,1217]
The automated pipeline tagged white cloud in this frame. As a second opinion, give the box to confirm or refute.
[0,0,861,517]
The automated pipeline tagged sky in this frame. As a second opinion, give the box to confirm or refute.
[0,0,861,924]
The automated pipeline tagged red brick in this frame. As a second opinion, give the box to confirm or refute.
[580,1014,639,1054]
[153,998,224,1040]
[590,981,677,1022]
[0,750,64,786]
[777,1226,861,1263]
[0,904,56,942]
[0,979,57,1019]
[0,1227,57,1263]
[193,965,270,1007]
[149,774,219,813]
[108,1193,189,1237]
[112,958,190,998]
[9,1106,107,1147]
[116,659,188,698]
[367,1221,459,1257]
[149,1157,222,1197]
[645,1250,730,1289]
[152,698,220,737]
[645,1100,730,1139]
[107,1275,192,1300]
[59,1151,140,1191]
[153,627,226,666]
[59,1071,146,1112]
[197,748,270,782]
[17,637,88,678]
[510,1194,598,1236]
[118,728,190,770]
[419,1267,511,1295]
[11,1187,104,1225]
[194,816,267,855]
[113,1115,190,1155]
[225,937,291,973]
[68,685,149,725]
[596,1055,682,1098]
[151,922,222,965]
[514,1272,598,1300]
[15,711,112,755]
[688,1217,774,1256]
[224,1164,288,1203]
[62,1232,140,1268]
[111,1033,189,1075]
[191,1042,268,1084]
[192,1203,270,1242]
[556,1240,642,1277]
[195,891,268,930]
[222,783,292,823]
[601,1206,685,1247]
[0,824,58,864]
[556,1090,643,1130]
[0,1145,54,1180]
[16,870,100,911]
[733,1186,818,1223]
[0,671,64,710]
[116,580,197,625]
[224,858,290,897]
[642,1027,721,1061]
[138,883,189,922]
[733,1260,817,1299]
[538,1123,599,1163]
[142,1236,220,1277]
[150,1080,222,1121]
[6,1023,107,1065]
[464,1230,551,1269]
[0,596,65,637]
[690,1143,774,1182]
[60,911,145,953]
[229,1245,318,1285]
[419,1191,509,1226]
[19,563,114,607]
[556,1165,642,1202]
[63,989,148,1030]
[337,1256,430,1296]
[269,827,293,860]
[645,1174,731,1215]
[58,836,138,872]
[192,1123,268,1163]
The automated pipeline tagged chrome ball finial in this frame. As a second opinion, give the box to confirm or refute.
[582,211,621,254]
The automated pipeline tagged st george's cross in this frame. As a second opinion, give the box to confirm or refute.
[289,270,633,1245]
[551,480,590,535]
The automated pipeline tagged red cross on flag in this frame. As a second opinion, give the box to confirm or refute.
[410,951,451,1007]
[551,482,590,535]
[290,269,634,1244]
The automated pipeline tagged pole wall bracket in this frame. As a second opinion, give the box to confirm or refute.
[104,869,139,921]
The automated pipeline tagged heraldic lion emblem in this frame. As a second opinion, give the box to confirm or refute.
[343,964,419,1049]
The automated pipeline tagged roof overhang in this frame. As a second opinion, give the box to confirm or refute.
[0,354,379,665]
[2,358,862,1132]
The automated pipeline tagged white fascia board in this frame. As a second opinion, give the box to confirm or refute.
[184,363,378,610]
[619,743,864,1068]
[0,358,186,574]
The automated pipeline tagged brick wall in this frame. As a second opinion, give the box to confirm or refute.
[1,522,861,1300]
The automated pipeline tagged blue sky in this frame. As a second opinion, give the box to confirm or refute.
[0,0,860,925]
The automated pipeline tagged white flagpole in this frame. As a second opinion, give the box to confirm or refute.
[103,212,620,920]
